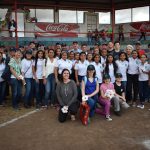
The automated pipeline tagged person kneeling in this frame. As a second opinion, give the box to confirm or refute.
[81,65,99,124]
[56,69,78,123]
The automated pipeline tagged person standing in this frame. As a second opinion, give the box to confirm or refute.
[43,49,57,108]
[9,50,22,110]
[137,54,150,109]
[21,50,33,108]
[0,52,6,106]
[32,50,45,108]
[126,50,140,106]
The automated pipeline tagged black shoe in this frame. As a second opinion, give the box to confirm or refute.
[24,104,30,109]
[114,111,121,116]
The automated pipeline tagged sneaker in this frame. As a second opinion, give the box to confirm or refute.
[132,102,136,107]
[106,115,112,121]
[114,111,121,116]
[137,104,144,109]
[71,115,76,121]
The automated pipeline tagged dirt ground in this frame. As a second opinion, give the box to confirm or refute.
[0,103,150,150]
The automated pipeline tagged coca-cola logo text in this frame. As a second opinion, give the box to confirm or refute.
[46,24,69,32]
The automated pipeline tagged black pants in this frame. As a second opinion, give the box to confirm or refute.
[126,74,139,102]
[58,102,79,123]
[139,32,146,41]
[139,81,148,104]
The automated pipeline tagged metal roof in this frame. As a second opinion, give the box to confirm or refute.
[0,0,149,11]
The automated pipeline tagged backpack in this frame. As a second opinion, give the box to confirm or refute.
[1,65,11,82]
[1,57,11,82]
[83,76,98,85]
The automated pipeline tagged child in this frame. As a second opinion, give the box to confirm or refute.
[137,54,150,109]
[96,74,121,121]
[114,73,130,110]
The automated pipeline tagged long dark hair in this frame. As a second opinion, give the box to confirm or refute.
[0,52,5,64]
[34,50,45,71]
[105,54,118,75]
[60,69,70,82]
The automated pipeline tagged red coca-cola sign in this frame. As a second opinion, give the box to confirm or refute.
[35,23,79,37]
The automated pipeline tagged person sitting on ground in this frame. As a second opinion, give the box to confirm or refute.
[56,69,78,123]
[96,74,123,121]
[114,73,130,110]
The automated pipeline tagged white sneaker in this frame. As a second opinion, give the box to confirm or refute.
[106,115,112,121]
[137,104,144,109]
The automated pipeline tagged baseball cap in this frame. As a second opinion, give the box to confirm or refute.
[26,49,32,55]
[115,73,123,78]
[135,41,141,45]
[9,47,16,52]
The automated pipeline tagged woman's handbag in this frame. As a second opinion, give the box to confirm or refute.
[79,103,90,125]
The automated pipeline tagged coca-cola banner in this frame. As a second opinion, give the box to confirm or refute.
[99,21,150,39]
[34,23,80,37]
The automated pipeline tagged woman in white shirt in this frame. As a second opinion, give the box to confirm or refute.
[21,50,33,108]
[55,51,73,82]
[104,54,118,83]
[75,52,89,86]
[43,49,57,108]
[32,50,45,108]
[116,52,129,93]
[0,52,6,106]
[92,54,103,85]
[126,50,140,106]
[87,53,93,64]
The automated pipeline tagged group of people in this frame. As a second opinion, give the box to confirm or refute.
[0,40,150,123]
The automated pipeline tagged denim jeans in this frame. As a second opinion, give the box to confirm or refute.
[10,78,22,108]
[139,81,148,104]
[44,74,56,106]
[87,95,98,117]
[24,78,34,106]
[0,81,6,105]
[121,81,127,94]
[34,79,44,106]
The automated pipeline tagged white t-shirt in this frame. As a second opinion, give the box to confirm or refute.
[74,60,89,76]
[101,56,107,66]
[21,59,33,78]
[109,64,115,83]
[128,57,140,75]
[138,62,150,81]
[0,63,5,82]
[116,60,129,81]
[43,58,57,78]
[33,59,44,79]
[55,59,73,74]
[92,62,103,83]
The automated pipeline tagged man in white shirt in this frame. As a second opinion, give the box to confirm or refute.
[69,41,81,53]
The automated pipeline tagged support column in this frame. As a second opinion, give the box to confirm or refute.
[14,0,18,48]
[111,0,115,43]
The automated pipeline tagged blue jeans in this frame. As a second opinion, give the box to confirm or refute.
[34,79,44,106]
[87,95,98,117]
[10,78,22,108]
[24,78,34,106]
[139,81,148,104]
[0,81,6,105]
[122,81,127,94]
[44,74,56,106]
